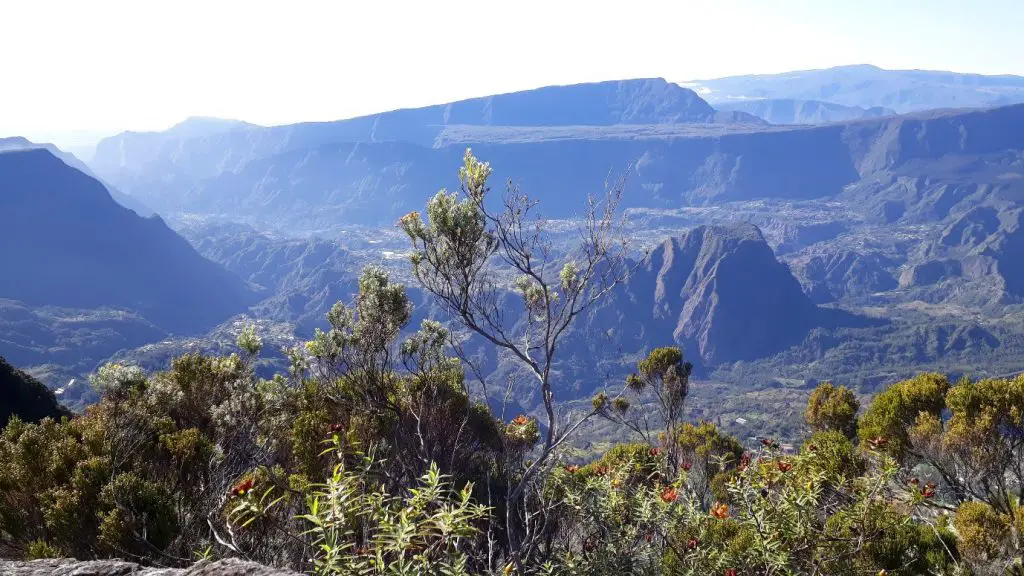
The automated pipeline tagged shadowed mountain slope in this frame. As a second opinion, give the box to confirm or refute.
[0,149,257,333]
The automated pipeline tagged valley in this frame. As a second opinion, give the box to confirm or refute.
[4,68,1024,443]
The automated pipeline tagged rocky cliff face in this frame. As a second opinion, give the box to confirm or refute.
[653,224,822,364]
[788,250,899,303]
[902,207,1024,299]
[584,223,828,366]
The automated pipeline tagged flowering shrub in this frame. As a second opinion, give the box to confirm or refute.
[228,436,489,575]
[3,150,1022,575]
[542,437,959,576]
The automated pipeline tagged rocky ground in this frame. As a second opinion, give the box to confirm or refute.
[0,558,299,576]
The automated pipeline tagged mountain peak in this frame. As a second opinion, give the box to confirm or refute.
[608,223,825,365]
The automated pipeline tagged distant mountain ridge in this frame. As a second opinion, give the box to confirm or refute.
[685,64,1024,113]
[89,78,762,197]
[85,94,1024,231]
[715,99,895,125]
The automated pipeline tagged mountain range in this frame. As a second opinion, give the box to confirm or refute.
[4,66,1024,422]
[85,80,1024,237]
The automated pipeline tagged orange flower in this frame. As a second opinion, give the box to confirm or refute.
[760,438,778,450]
[565,464,580,474]
[739,452,751,471]
[594,464,609,476]
[777,460,793,473]
[868,436,889,450]
[660,486,679,503]
[711,502,729,519]
[230,477,255,498]
[511,415,529,426]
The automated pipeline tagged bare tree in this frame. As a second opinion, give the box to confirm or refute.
[399,148,635,564]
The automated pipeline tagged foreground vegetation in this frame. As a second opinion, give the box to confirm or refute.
[4,152,1024,575]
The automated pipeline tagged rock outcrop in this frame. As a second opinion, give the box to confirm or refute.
[0,558,300,576]
[789,250,898,303]
[586,223,830,366]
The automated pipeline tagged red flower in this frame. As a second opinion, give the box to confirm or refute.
[868,436,889,450]
[644,533,654,543]
[594,464,609,476]
[711,502,729,519]
[680,459,693,472]
[760,438,778,450]
[777,460,793,473]
[686,537,699,550]
[511,415,529,426]
[230,477,255,498]
[922,486,936,498]
[328,423,345,434]
[565,464,580,474]
[909,477,920,486]
[649,447,662,457]
[660,486,679,503]
[739,452,751,471]
[725,569,738,576]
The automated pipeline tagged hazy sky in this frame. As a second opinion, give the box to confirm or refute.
[2,0,1022,145]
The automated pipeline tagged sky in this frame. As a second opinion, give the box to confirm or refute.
[2,0,1023,146]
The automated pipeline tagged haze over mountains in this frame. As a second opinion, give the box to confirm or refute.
[4,64,1024,420]
[686,64,1024,112]
[714,99,895,125]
